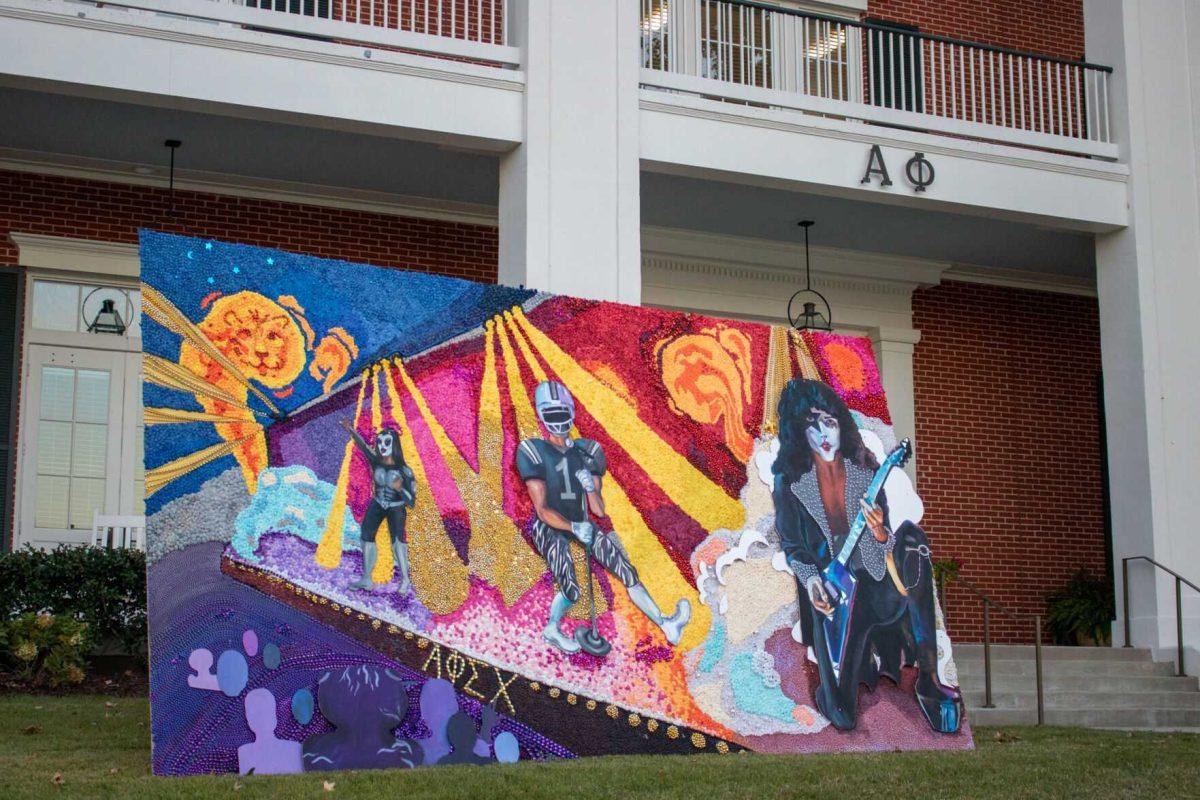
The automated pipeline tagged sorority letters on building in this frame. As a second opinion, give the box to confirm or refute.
[141,231,971,776]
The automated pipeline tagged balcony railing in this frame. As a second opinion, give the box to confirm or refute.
[640,0,1116,159]
[239,0,507,46]
[39,0,517,67]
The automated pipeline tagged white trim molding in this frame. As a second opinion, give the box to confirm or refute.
[943,262,1098,297]
[642,225,948,332]
[10,232,140,278]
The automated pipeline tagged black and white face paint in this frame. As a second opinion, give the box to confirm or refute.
[804,408,841,463]
[375,431,395,459]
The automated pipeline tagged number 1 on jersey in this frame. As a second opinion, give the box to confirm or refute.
[556,459,577,501]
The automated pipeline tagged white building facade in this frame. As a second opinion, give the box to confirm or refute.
[0,0,1195,665]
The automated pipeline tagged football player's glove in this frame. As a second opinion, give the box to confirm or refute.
[575,468,596,494]
[570,520,594,546]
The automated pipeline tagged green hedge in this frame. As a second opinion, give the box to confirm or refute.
[0,546,147,658]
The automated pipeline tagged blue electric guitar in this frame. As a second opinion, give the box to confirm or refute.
[819,438,912,681]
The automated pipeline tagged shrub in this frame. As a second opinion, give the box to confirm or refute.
[933,556,963,590]
[1045,569,1115,646]
[0,546,147,659]
[0,611,90,686]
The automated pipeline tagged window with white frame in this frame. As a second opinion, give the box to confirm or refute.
[30,280,141,338]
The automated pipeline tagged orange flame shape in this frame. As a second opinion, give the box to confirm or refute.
[656,326,754,462]
[309,327,360,395]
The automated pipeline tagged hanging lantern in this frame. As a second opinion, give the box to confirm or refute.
[787,220,832,332]
[82,289,132,336]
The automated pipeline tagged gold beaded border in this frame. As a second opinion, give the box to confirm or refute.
[223,556,745,756]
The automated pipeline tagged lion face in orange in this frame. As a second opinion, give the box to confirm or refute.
[198,292,305,389]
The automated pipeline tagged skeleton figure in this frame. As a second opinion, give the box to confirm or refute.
[338,418,417,592]
[516,380,692,654]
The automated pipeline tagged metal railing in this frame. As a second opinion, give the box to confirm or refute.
[1122,556,1199,678]
[948,576,1045,725]
[239,0,507,45]
[640,0,1115,158]
[37,0,518,66]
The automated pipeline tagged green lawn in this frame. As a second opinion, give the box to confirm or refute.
[1,695,1197,799]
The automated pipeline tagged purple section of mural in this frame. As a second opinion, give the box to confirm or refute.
[149,542,568,775]
[239,688,303,775]
[267,389,358,482]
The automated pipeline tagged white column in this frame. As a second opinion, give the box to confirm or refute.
[870,327,921,482]
[498,0,642,303]
[1086,0,1200,667]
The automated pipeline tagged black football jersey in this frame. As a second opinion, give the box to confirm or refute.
[515,438,607,526]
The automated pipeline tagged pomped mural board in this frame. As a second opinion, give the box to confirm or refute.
[141,230,971,776]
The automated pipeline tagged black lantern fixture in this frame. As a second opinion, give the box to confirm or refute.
[82,289,131,336]
[787,220,832,332]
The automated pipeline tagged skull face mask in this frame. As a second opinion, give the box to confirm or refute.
[375,430,396,459]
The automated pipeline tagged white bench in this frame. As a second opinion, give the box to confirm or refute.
[91,513,146,551]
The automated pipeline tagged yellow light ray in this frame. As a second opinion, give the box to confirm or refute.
[382,359,470,615]
[141,283,282,417]
[143,355,256,411]
[479,321,505,470]
[504,312,707,641]
[392,354,542,605]
[369,367,397,584]
[508,307,745,533]
[760,325,792,436]
[790,329,822,380]
[144,407,263,427]
[495,316,604,619]
[494,314,541,440]
[145,433,257,497]
[315,374,369,568]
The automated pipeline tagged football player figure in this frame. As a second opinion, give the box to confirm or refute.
[338,418,417,593]
[516,380,692,654]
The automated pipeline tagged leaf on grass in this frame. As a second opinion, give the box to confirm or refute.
[233,781,244,791]
[104,701,117,708]
[22,724,42,735]
[323,780,336,792]
[109,767,120,775]
[993,730,1020,743]
[51,772,64,786]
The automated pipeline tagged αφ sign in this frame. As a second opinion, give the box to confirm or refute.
[861,145,935,193]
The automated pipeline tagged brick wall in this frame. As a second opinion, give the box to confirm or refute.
[0,170,499,283]
[865,0,1085,62]
[912,281,1107,643]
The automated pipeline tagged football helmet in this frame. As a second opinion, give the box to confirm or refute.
[534,380,575,437]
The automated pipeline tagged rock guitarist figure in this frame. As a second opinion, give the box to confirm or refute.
[772,378,963,733]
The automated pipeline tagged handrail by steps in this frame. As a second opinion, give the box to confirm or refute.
[1122,556,1199,678]
[947,576,1045,725]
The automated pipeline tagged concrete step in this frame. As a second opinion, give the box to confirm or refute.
[950,642,1200,728]
[969,706,1200,728]
[963,689,1200,710]
[959,673,1199,694]
[953,644,1153,662]
[955,657,1178,678]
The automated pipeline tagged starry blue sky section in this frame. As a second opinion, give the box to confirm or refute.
[140,230,534,514]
